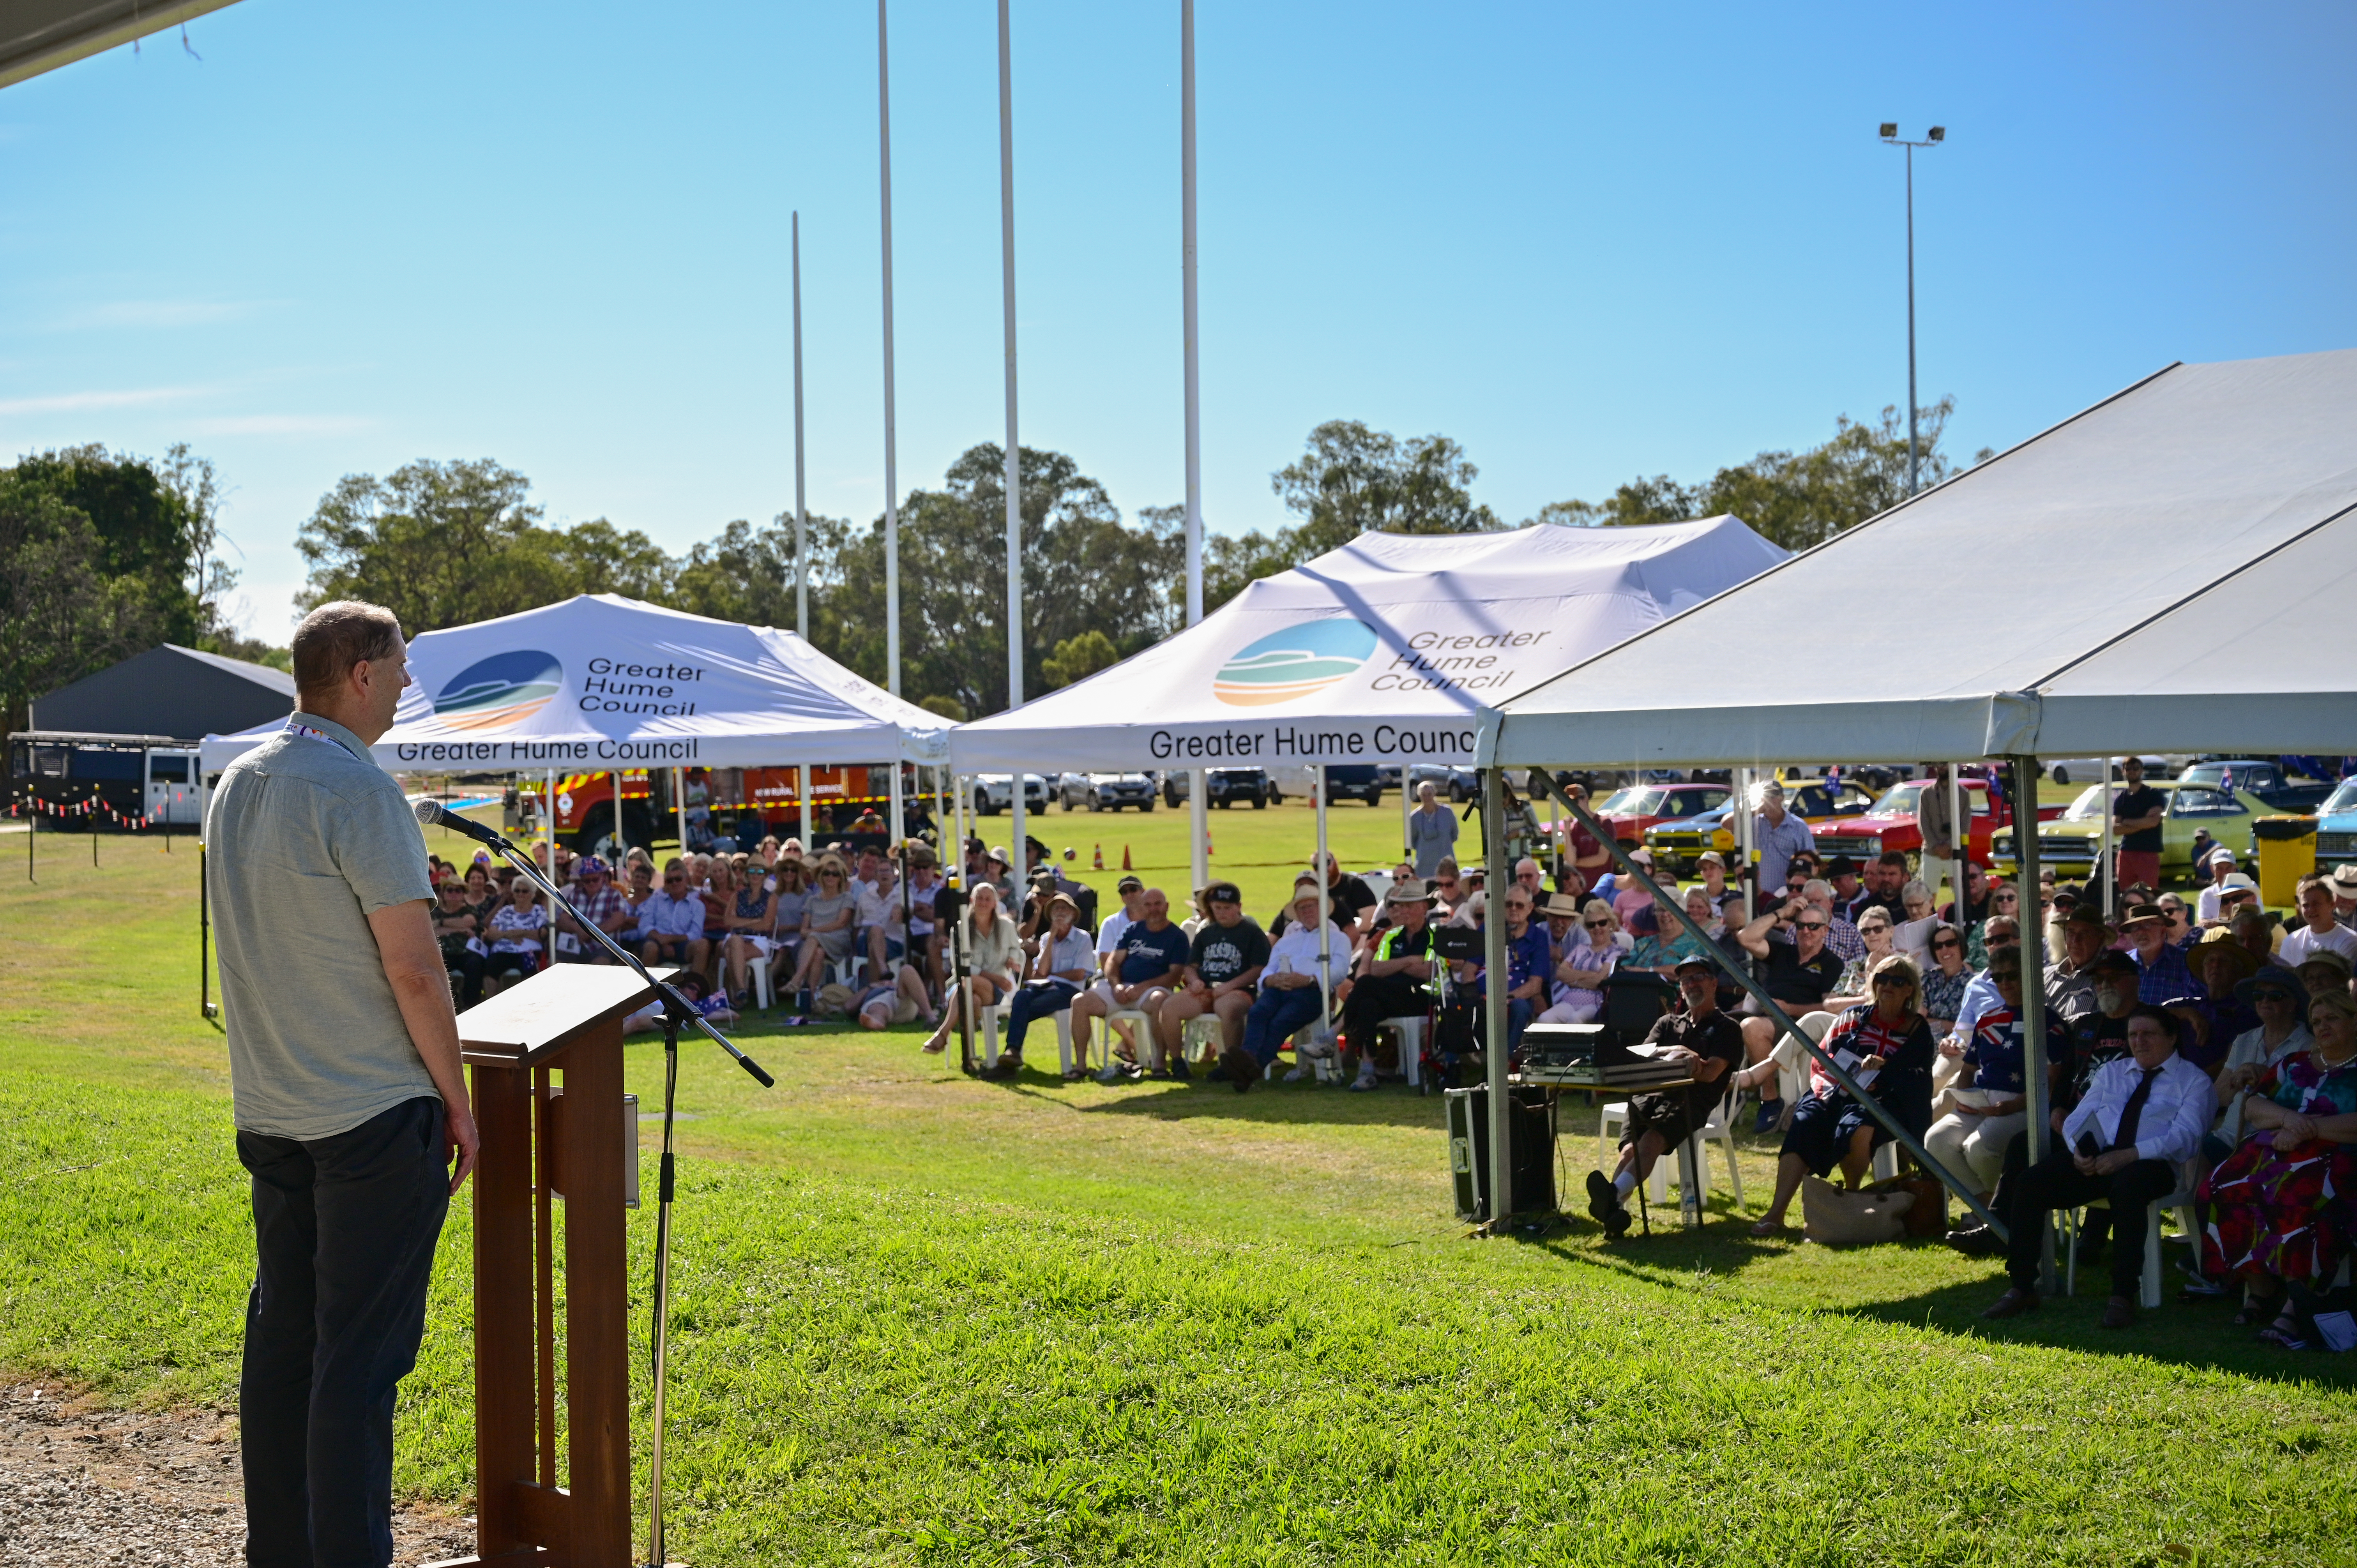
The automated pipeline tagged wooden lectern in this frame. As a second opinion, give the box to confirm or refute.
[429,963,664,1568]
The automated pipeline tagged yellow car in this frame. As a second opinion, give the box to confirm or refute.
[1988,780,2276,881]
[1644,780,1876,878]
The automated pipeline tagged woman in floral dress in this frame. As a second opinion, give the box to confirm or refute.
[2198,987,2357,1348]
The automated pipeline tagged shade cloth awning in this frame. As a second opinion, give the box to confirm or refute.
[1487,347,2357,767]
[200,593,949,775]
[947,517,1788,774]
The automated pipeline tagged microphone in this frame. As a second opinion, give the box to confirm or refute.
[413,798,508,848]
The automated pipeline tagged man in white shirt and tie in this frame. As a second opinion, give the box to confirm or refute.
[1981,1004,2212,1329]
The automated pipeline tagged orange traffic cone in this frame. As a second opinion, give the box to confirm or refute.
[1206,831,1214,859]
[1092,843,1104,869]
[1122,844,1134,871]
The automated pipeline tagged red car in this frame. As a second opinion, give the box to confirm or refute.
[1808,777,2011,871]
[1592,782,1737,847]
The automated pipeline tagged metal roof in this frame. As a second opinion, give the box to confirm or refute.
[0,0,243,90]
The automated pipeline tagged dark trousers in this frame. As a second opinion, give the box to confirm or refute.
[1241,984,1327,1067]
[439,943,485,1010]
[1003,980,1078,1058]
[237,1097,450,1568]
[1342,973,1426,1054]
[2001,1146,2176,1298]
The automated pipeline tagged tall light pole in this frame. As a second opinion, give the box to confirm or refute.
[1181,0,1209,897]
[1000,0,1027,890]
[878,0,902,696]
[793,211,813,846]
[1878,122,1944,497]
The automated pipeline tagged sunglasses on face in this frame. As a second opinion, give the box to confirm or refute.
[1871,975,1910,989]
[1584,918,1611,929]
[1798,920,1829,931]
[1932,939,1962,951]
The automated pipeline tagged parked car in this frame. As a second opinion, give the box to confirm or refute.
[1064,771,1157,812]
[1590,782,1734,847]
[2315,777,2357,865]
[2173,759,2336,815]
[1160,767,1281,808]
[2041,754,2189,786]
[1989,780,2276,880]
[1809,777,2011,873]
[1642,780,1876,878]
[1406,762,1480,802]
[1322,764,1385,807]
[973,773,1050,816]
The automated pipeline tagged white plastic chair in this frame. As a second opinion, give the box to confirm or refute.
[1596,1086,1744,1207]
[1108,1004,1157,1068]
[2062,1160,2201,1310]
[1270,1021,1343,1084]
[972,1003,1006,1070]
[1385,1015,1426,1087]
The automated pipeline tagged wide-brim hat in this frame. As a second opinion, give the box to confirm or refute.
[1385,878,1439,906]
[2329,864,2357,899]
[2086,950,2140,978]
[2193,927,2263,985]
[2236,969,2308,1018]
[1542,891,1585,920]
[2118,902,2171,930]
[2297,949,2353,982]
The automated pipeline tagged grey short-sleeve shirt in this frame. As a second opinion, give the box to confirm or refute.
[206,714,438,1139]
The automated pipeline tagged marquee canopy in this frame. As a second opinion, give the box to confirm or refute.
[948,517,1788,774]
[200,594,949,775]
[1486,348,2357,768]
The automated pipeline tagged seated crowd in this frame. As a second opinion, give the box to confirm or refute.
[425,772,2357,1344]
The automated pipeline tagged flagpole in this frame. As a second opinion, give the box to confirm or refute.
[794,210,814,842]
[878,0,902,697]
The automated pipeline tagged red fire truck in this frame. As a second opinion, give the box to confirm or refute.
[518,765,924,851]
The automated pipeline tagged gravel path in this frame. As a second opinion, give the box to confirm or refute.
[0,1383,474,1566]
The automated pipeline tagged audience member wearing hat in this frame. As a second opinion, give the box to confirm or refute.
[1338,879,1441,1091]
[2327,863,2357,920]
[1586,953,1743,1239]
[2212,969,2315,1147]
[2120,902,2204,1007]
[2183,929,2268,1071]
[2296,947,2353,1000]
[2195,846,2244,923]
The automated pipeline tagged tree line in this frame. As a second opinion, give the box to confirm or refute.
[1,401,1974,732]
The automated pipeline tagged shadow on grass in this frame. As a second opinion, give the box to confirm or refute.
[1057,1075,1447,1131]
[1531,1215,2357,1391]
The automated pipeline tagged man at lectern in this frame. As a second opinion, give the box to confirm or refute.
[206,599,481,1567]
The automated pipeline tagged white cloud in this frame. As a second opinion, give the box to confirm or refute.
[0,385,206,415]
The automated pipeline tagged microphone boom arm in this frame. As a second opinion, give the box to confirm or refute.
[421,802,774,1087]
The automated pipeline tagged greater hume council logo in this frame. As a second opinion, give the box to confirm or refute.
[1213,618,1378,706]
[432,651,564,731]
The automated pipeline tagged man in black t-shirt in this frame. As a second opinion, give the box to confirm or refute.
[1323,854,1378,947]
[2110,756,2167,901]
[1586,956,1746,1237]
[1729,894,1844,1126]
[1156,881,1269,1083]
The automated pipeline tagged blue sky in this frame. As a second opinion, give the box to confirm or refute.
[4,0,2352,639]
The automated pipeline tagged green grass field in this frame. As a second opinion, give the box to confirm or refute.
[3,812,2352,1565]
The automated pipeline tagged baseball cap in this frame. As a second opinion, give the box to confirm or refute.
[1117,874,1143,892]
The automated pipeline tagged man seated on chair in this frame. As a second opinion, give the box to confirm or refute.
[1982,1004,2212,1330]
[1234,884,1352,1093]
[1338,879,1440,1092]
[1586,954,1745,1238]
[634,861,711,978]
[1156,881,1268,1082]
[1072,886,1187,1080]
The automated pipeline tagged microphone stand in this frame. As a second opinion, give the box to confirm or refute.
[444,813,772,1568]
